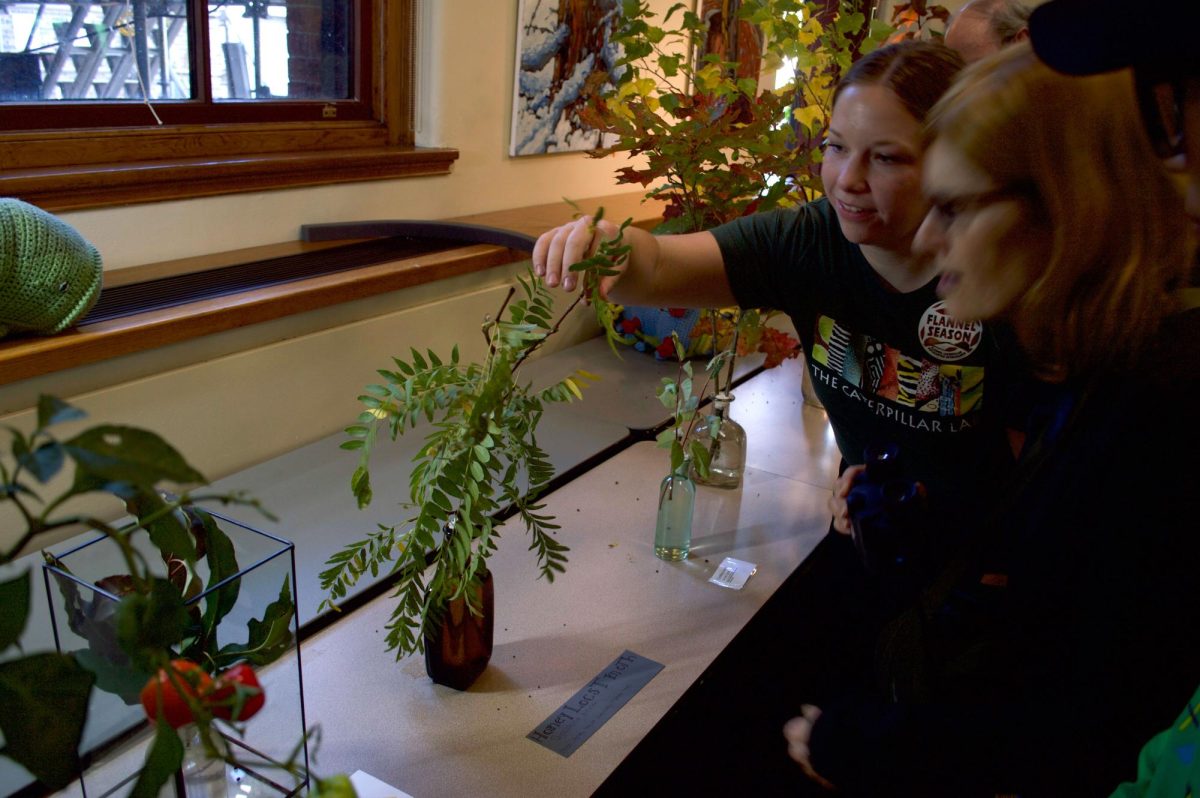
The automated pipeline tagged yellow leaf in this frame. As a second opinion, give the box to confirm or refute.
[563,378,584,401]
[793,104,825,133]
[619,78,658,102]
[605,98,634,121]
[694,63,724,92]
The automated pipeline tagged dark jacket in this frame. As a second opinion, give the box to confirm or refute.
[810,310,1200,797]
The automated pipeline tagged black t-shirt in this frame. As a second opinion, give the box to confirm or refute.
[711,198,1012,515]
[807,308,1200,797]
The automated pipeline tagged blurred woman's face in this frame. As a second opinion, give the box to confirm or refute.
[821,85,929,254]
[914,138,1050,322]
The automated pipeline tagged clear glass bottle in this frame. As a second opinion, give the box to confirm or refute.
[179,725,228,798]
[655,463,695,561]
[689,392,746,489]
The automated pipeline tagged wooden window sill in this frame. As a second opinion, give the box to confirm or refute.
[0,145,460,212]
[0,192,665,386]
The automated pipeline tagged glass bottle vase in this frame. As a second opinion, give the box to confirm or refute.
[178,725,228,798]
[655,465,696,561]
[423,567,494,690]
[689,392,746,489]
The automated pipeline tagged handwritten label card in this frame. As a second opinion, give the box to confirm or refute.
[526,650,664,758]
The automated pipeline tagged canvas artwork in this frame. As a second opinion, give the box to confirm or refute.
[509,0,623,157]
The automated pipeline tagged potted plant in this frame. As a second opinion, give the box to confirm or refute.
[584,0,947,217]
[574,0,854,463]
[320,244,627,688]
[0,396,344,798]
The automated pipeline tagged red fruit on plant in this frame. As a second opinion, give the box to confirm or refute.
[140,659,213,728]
[209,663,266,722]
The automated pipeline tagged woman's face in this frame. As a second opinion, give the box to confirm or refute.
[914,138,1049,322]
[821,84,929,254]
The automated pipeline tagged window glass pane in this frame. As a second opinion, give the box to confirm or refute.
[0,1,193,101]
[209,0,350,101]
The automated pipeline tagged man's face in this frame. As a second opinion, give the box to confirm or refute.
[945,11,1002,63]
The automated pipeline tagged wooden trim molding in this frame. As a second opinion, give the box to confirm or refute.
[0,193,665,386]
[0,145,460,212]
[0,245,522,385]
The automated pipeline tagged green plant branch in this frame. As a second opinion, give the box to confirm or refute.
[507,289,588,388]
[487,287,518,357]
[722,322,741,394]
[1,496,42,565]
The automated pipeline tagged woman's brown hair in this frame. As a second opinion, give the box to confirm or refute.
[832,40,965,124]
[927,42,1189,376]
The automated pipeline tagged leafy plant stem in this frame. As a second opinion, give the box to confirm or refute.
[722,324,740,394]
[1,496,41,564]
[509,288,588,378]
[488,287,518,357]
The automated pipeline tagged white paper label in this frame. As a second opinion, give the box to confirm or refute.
[708,557,756,590]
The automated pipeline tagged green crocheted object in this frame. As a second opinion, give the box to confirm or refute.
[0,198,103,339]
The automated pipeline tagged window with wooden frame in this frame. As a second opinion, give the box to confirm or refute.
[0,0,457,211]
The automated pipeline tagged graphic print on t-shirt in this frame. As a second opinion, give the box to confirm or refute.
[917,301,984,362]
[811,313,983,418]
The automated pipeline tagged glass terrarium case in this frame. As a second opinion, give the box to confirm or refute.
[41,511,307,798]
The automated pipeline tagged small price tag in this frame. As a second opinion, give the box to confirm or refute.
[708,557,756,590]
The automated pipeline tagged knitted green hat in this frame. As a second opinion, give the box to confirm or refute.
[0,198,103,339]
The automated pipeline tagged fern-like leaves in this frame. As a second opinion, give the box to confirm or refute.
[327,262,611,659]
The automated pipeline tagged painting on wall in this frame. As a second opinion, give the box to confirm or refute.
[509,0,624,157]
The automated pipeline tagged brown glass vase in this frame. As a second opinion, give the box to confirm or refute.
[423,568,494,690]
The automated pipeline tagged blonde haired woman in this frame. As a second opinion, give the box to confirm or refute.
[786,43,1200,796]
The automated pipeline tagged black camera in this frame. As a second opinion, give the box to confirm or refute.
[846,444,927,584]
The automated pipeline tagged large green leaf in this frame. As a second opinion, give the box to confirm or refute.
[351,464,372,509]
[0,652,95,789]
[64,426,205,488]
[198,512,241,649]
[36,395,86,430]
[126,491,198,564]
[12,433,65,485]
[115,579,190,672]
[130,716,184,798]
[72,647,147,705]
[218,577,294,667]
[0,570,30,652]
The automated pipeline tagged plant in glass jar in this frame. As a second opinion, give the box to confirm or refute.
[653,334,711,560]
[686,307,809,487]
[0,396,342,798]
[319,238,628,684]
